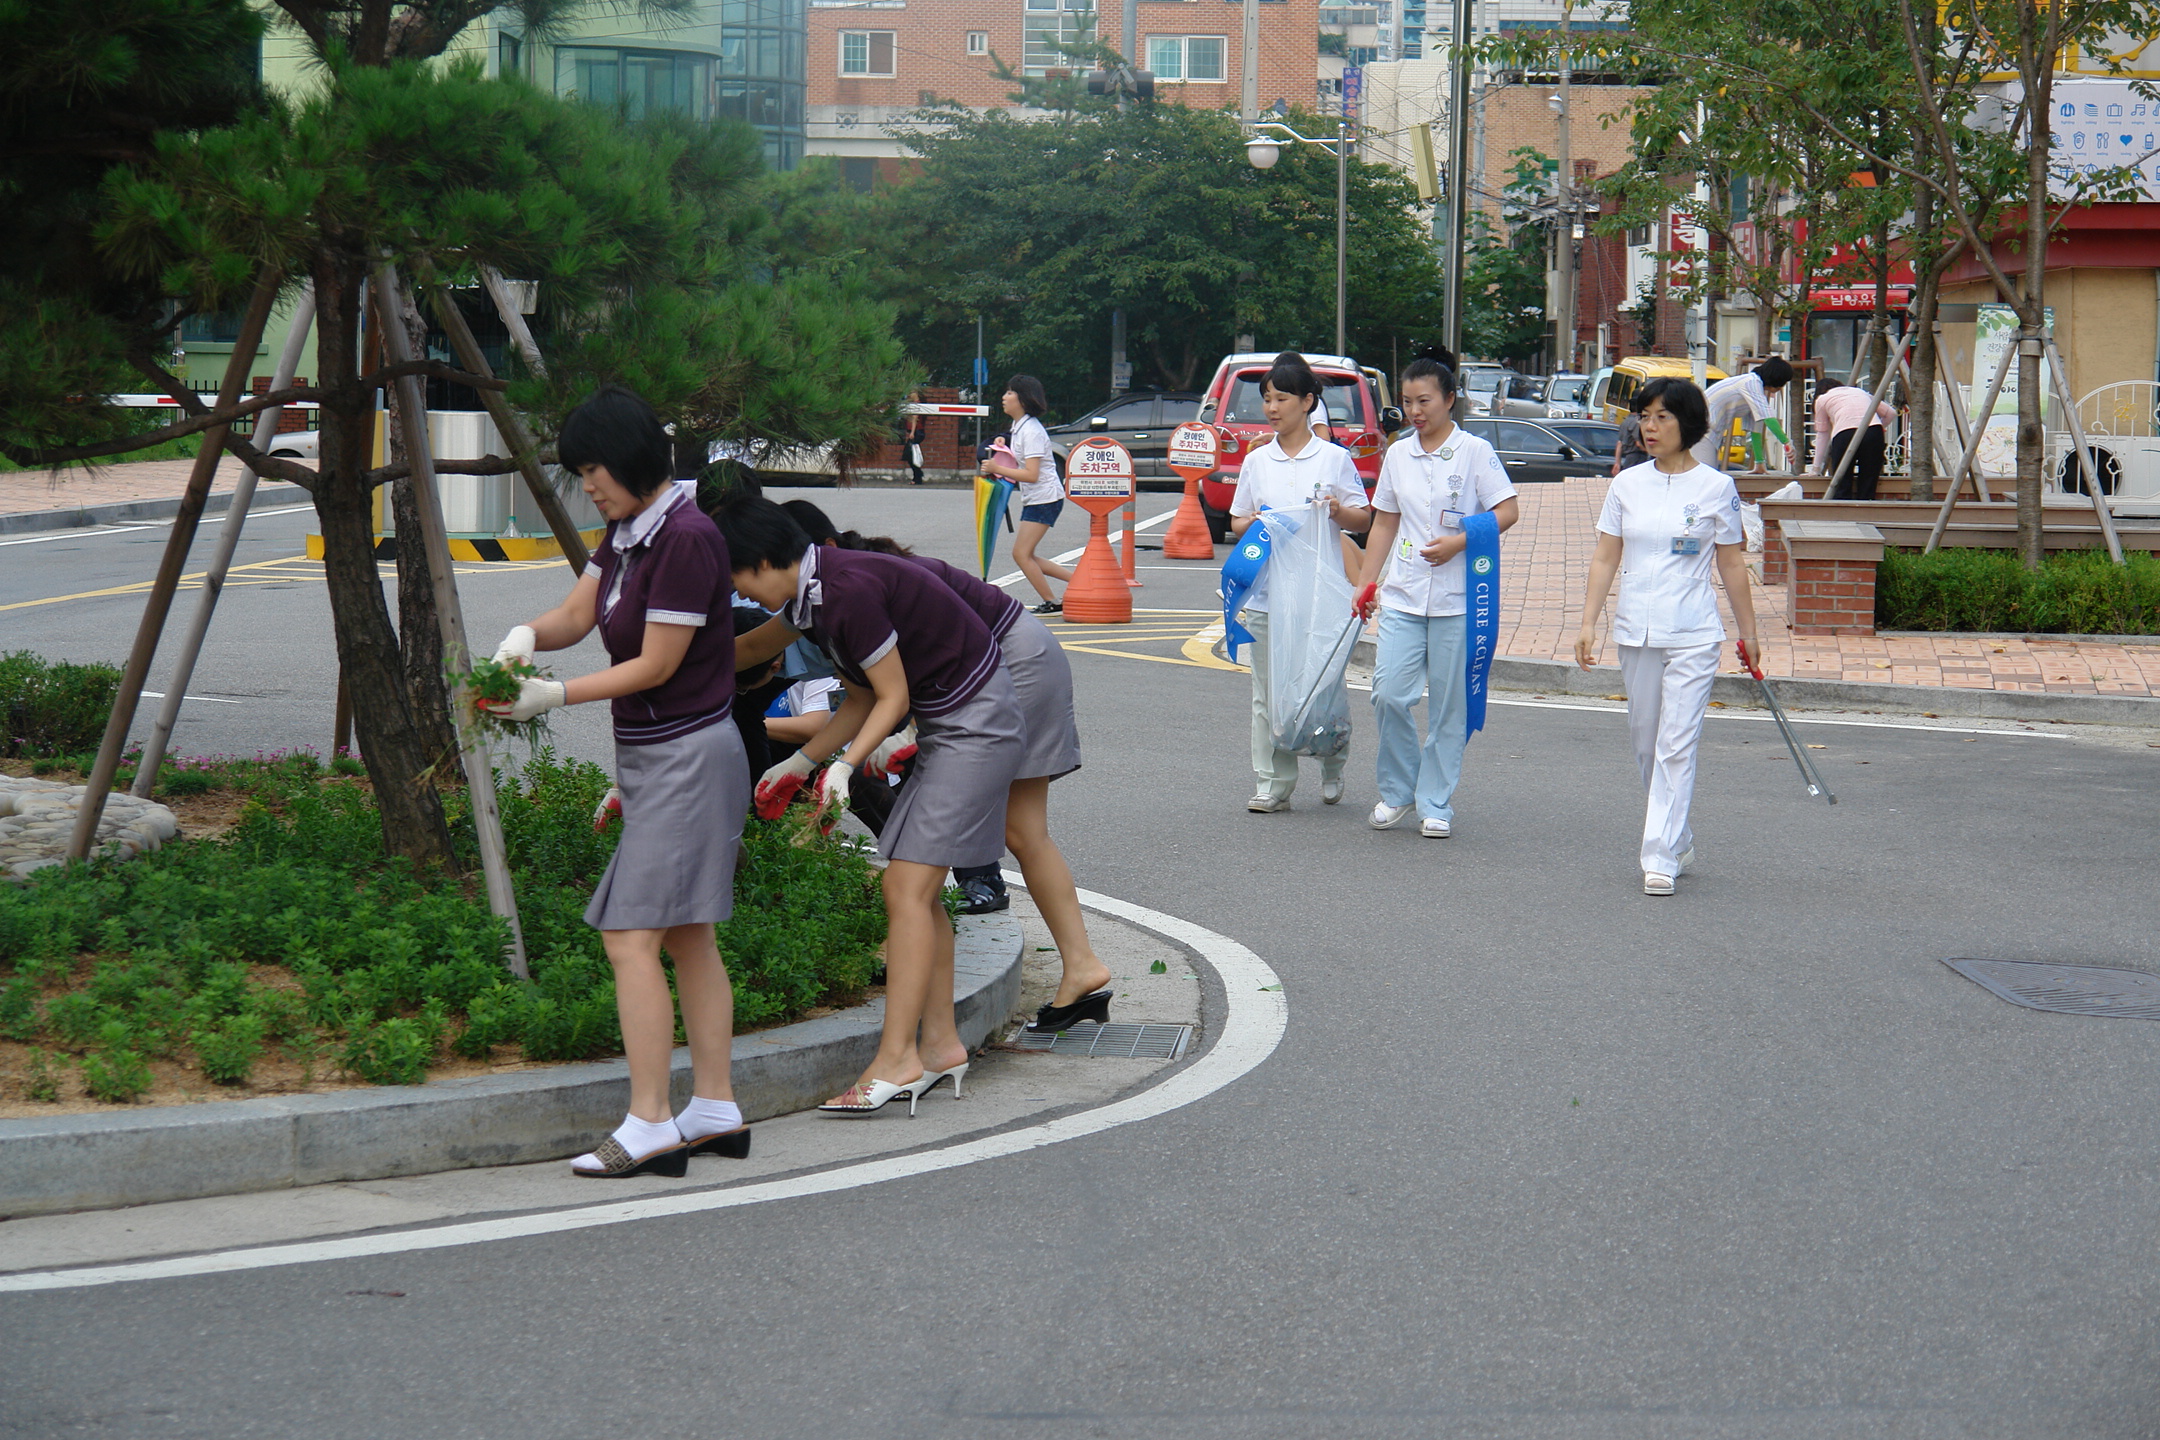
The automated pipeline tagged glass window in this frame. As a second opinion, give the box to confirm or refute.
[1493,421,1557,452]
[1548,376,1588,404]
[1102,398,1156,425]
[1319,375,1368,427]
[967,30,988,52]
[1147,36,1182,78]
[1147,36,1225,80]
[840,30,895,75]
[1023,11,1087,72]
[1159,397,1200,422]
[556,47,712,120]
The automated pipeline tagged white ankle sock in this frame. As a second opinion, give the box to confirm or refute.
[675,1096,742,1141]
[573,1112,681,1169]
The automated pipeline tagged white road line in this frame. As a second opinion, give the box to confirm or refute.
[1343,683,2069,738]
[0,504,314,548]
[0,882,1285,1294]
[138,692,244,706]
[990,508,1177,588]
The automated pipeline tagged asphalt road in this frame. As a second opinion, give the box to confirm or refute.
[5,486,2160,1438]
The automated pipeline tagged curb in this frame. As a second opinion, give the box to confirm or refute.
[1350,640,2160,727]
[0,913,1024,1218]
[0,485,313,537]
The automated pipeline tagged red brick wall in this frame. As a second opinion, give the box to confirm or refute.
[862,386,970,473]
[808,0,1319,113]
[1789,554,1878,636]
[251,375,312,433]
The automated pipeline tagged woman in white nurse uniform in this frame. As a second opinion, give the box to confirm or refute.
[1572,377,1761,896]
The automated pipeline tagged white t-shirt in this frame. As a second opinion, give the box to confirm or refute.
[1010,415,1063,507]
[1691,373,1771,472]
[1596,460,1745,648]
[1228,433,1367,614]
[1369,426,1516,618]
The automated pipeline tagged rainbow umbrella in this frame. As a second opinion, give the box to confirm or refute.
[974,474,1016,578]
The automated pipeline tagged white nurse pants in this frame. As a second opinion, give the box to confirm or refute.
[1616,641,1721,875]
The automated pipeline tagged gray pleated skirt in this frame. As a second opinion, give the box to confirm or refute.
[1001,611,1082,782]
[880,667,1025,869]
[584,717,750,931]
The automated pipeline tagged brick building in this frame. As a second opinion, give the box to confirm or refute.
[807,0,1324,179]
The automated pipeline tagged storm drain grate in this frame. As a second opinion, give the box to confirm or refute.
[1009,1022,1193,1058]
[1944,957,2160,1020]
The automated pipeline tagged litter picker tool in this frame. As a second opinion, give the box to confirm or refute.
[1736,639,1835,805]
[1281,612,1364,754]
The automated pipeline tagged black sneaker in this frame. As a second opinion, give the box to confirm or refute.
[1029,600,1062,616]
[957,873,1010,914]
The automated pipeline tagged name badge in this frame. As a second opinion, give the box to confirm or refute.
[1671,534,1703,556]
[1440,508,1468,531]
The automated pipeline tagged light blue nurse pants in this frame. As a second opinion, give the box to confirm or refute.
[1370,608,1468,823]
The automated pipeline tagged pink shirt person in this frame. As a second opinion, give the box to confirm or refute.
[1813,385,1897,453]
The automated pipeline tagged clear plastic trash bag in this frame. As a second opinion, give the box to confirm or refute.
[1260,501,1358,759]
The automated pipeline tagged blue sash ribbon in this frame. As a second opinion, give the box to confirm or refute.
[1462,510,1500,736]
[1219,516,1274,665]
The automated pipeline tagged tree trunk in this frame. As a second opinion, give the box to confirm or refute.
[1908,185,1939,503]
[312,255,457,864]
[382,284,460,774]
[2017,63,2054,571]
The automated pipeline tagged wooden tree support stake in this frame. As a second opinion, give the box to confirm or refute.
[68,270,283,862]
[1924,339,2016,555]
[375,263,530,979]
[133,285,319,797]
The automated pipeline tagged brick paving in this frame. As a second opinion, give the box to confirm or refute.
[1496,477,2160,698]
[0,458,256,518]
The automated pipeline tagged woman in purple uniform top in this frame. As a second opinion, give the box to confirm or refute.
[716,496,1026,1114]
[484,387,750,1178]
[778,501,1115,1034]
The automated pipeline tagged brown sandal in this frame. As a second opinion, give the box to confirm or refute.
[571,1134,690,1178]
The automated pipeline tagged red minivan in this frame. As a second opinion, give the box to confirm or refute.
[1194,351,1397,542]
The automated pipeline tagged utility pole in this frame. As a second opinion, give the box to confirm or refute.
[1441,0,1472,355]
[1124,0,1138,74]
[1241,0,1259,124]
[1336,116,1349,357]
[1553,0,1573,375]
[1691,99,1711,387]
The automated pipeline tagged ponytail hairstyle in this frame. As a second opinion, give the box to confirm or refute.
[1401,357,1457,398]
[1261,351,1323,417]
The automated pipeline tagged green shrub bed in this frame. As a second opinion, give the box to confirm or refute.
[1877,547,2160,635]
[0,749,886,1103]
[0,651,121,758]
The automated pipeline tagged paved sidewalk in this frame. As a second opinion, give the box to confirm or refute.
[0,457,254,515]
[1500,477,2160,698]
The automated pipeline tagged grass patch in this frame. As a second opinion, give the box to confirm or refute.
[0,652,122,758]
[0,748,887,1102]
[1877,547,2160,635]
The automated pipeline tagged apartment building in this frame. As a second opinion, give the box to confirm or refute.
[806,0,1323,177]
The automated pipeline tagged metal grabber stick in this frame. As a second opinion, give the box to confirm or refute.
[1735,639,1836,805]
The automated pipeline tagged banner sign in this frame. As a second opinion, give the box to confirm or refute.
[2046,79,2160,199]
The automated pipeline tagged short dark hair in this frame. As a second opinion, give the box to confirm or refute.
[1754,356,1794,391]
[556,386,673,497]
[1637,377,1710,447]
[780,498,839,546]
[712,493,811,573]
[1262,351,1322,413]
[840,530,913,556]
[1006,375,1047,417]
[1401,357,1457,398]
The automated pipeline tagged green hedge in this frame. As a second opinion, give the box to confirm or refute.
[0,750,886,1099]
[0,652,120,758]
[1876,547,2160,635]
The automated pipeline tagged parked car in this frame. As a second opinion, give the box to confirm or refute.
[1540,372,1595,420]
[1595,355,1728,423]
[1459,365,1520,418]
[266,430,319,460]
[1194,351,1401,542]
[1459,417,1615,485]
[1534,419,1625,466]
[1045,391,1203,487]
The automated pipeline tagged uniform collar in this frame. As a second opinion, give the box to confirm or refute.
[784,543,822,630]
[1268,432,1325,462]
[613,479,694,552]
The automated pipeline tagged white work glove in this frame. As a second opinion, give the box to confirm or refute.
[493,625,537,665]
[592,785,622,833]
[481,677,565,723]
[809,759,851,832]
[863,722,918,779]
[754,750,817,819]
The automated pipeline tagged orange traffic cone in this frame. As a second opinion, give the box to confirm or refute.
[1161,474,1215,559]
[1064,501,1133,623]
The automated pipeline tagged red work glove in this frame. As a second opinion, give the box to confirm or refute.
[591,785,621,834]
[754,751,816,820]
[863,722,918,780]
[1353,582,1379,622]
[810,760,851,835]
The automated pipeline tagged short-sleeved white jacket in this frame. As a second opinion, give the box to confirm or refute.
[1228,434,1366,614]
[1596,461,1745,648]
[1369,427,1515,618]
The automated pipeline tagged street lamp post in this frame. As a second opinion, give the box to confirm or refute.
[1247,119,1351,357]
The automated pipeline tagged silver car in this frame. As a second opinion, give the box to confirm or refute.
[1459,366,1518,418]
[1502,373,1595,421]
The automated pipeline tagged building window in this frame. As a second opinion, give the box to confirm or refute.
[966,30,988,53]
[1023,9,1088,72]
[841,158,878,192]
[840,30,897,75]
[556,46,714,121]
[498,31,523,78]
[1146,34,1226,80]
